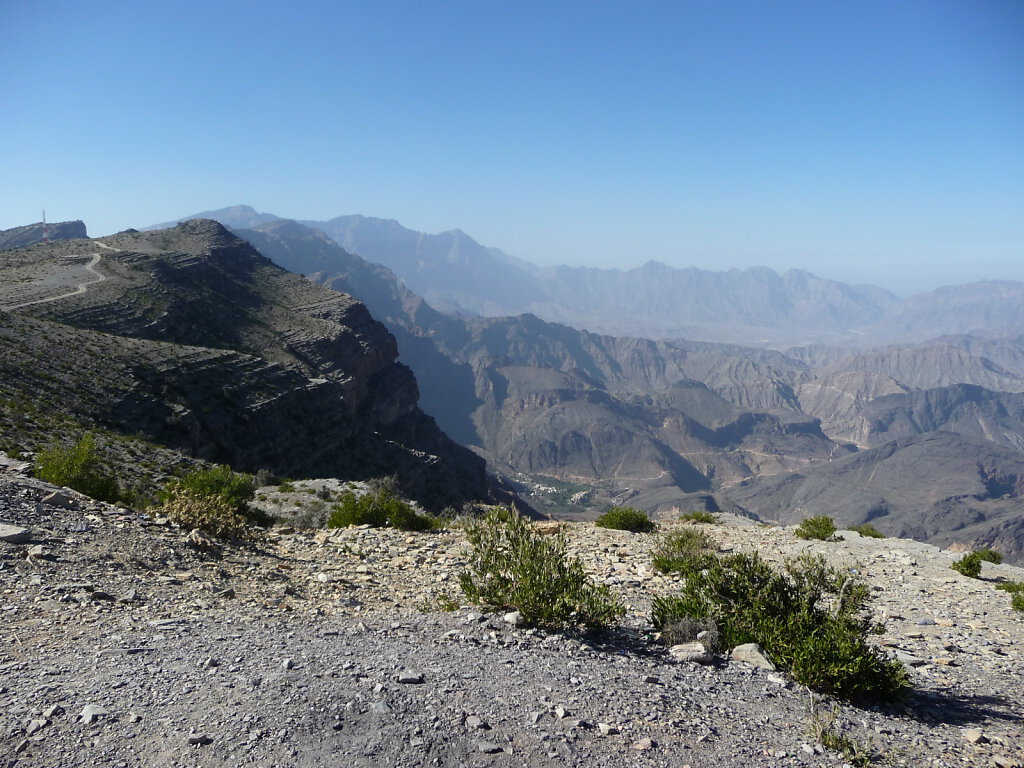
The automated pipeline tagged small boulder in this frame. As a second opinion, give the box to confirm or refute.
[730,643,776,670]
[0,525,32,544]
[669,642,714,664]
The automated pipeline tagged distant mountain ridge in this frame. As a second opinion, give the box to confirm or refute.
[0,219,87,250]
[226,216,1024,560]
[149,205,1024,347]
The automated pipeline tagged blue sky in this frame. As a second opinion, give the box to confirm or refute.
[2,0,1021,294]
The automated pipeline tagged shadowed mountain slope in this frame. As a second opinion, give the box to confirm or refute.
[0,220,488,510]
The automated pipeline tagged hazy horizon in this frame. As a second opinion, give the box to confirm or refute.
[3,1,1021,296]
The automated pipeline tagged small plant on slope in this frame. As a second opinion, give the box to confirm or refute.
[995,581,1024,612]
[975,548,1003,564]
[651,528,717,574]
[35,433,120,503]
[594,506,656,533]
[652,550,907,702]
[327,488,437,531]
[951,551,983,579]
[679,510,717,524]
[849,522,885,539]
[155,489,251,539]
[795,515,838,541]
[459,508,623,630]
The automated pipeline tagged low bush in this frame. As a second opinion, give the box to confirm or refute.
[996,581,1024,612]
[459,508,624,630]
[951,551,983,578]
[849,523,885,539]
[35,433,121,503]
[156,489,251,539]
[975,548,1003,564]
[594,506,656,533]
[652,528,717,574]
[327,488,436,531]
[651,551,907,702]
[795,515,838,541]
[161,464,255,514]
[679,510,717,524]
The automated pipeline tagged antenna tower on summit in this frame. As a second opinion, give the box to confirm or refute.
[42,209,49,243]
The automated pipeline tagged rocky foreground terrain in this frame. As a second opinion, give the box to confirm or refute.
[1,462,1023,768]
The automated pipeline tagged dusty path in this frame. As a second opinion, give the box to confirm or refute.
[0,252,107,310]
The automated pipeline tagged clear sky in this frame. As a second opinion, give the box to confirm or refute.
[2,0,1021,295]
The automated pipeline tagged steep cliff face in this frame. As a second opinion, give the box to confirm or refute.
[3,220,487,510]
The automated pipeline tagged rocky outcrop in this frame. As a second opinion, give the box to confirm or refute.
[1,221,488,510]
[0,219,87,250]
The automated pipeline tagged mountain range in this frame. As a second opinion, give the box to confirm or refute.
[4,206,1022,563]
[149,206,1024,347]
[172,209,1023,561]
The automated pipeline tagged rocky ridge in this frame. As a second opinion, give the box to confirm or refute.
[0,221,489,510]
[2,464,1022,768]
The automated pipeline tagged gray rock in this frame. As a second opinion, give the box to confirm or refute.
[477,741,503,753]
[282,658,294,670]
[503,610,525,627]
[632,738,655,750]
[370,700,393,714]
[730,643,776,670]
[598,723,619,735]
[79,704,107,725]
[396,670,423,684]
[669,642,714,664]
[466,715,489,730]
[187,733,213,745]
[0,524,31,544]
[42,490,74,508]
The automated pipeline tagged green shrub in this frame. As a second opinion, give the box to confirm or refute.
[594,506,656,533]
[995,581,1024,612]
[458,508,624,630]
[795,515,838,541]
[162,464,255,513]
[951,551,982,579]
[652,528,717,574]
[651,551,907,702]
[35,433,120,503]
[156,489,250,539]
[975,548,1003,564]
[679,510,717,524]
[327,489,436,531]
[849,523,885,539]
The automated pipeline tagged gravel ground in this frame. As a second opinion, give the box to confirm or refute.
[1,468,1022,768]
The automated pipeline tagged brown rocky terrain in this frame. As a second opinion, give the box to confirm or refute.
[1,462,1022,768]
[0,221,489,510]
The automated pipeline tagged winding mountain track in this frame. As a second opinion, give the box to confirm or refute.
[1,251,108,311]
